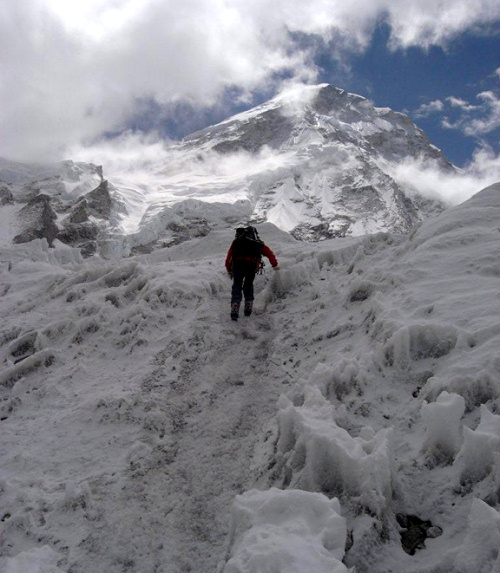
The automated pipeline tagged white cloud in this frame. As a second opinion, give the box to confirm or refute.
[446,96,478,111]
[441,90,500,136]
[415,99,444,118]
[1,0,500,160]
[463,91,500,136]
[68,131,171,174]
[385,0,500,49]
[68,130,296,190]
[387,146,500,206]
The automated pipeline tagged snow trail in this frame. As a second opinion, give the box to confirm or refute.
[127,306,285,572]
[2,185,500,573]
[0,250,289,573]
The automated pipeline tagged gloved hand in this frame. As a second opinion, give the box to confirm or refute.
[228,271,233,279]
[273,265,280,271]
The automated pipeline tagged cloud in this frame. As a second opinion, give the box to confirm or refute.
[446,97,478,112]
[1,0,500,161]
[415,99,445,118]
[68,130,297,193]
[68,131,172,174]
[442,90,500,136]
[386,145,500,206]
[462,92,500,136]
[414,83,500,141]
[384,0,500,49]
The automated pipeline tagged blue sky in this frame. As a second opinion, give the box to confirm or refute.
[337,24,500,167]
[0,0,498,175]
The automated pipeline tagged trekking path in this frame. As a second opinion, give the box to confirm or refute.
[114,304,287,573]
[0,244,291,573]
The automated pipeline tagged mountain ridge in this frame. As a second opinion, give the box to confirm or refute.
[0,84,454,256]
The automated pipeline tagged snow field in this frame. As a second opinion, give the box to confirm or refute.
[1,185,499,573]
[1,228,301,572]
[225,186,500,572]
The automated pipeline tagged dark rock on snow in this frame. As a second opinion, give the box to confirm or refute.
[13,194,59,246]
[0,184,14,205]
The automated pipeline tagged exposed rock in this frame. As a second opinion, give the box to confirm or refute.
[132,217,212,254]
[13,194,59,246]
[79,241,98,258]
[166,218,211,244]
[0,184,14,205]
[55,184,111,257]
[86,180,112,220]
[212,108,294,154]
[57,219,99,258]
[69,199,90,224]
[58,222,99,243]
[291,220,350,241]
[396,513,443,555]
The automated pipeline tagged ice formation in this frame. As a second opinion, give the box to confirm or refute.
[222,488,348,573]
[421,391,466,463]
[276,387,395,515]
[455,405,500,484]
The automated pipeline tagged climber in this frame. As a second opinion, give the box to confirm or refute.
[225,226,279,321]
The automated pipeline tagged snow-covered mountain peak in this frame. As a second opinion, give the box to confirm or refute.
[0,84,454,257]
[183,84,448,166]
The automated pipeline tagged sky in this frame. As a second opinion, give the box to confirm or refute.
[0,0,499,177]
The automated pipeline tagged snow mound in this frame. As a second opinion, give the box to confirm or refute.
[454,499,500,573]
[421,391,465,464]
[222,488,349,573]
[276,386,395,515]
[0,545,65,573]
[455,405,500,484]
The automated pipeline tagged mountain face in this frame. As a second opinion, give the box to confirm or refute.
[0,85,452,256]
[180,85,450,241]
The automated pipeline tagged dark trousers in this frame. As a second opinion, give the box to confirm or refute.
[231,264,256,305]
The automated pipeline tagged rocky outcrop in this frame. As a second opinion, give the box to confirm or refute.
[0,184,14,205]
[57,221,99,257]
[53,181,111,257]
[69,199,90,224]
[86,180,112,220]
[13,194,59,246]
[1,160,112,257]
[8,177,112,257]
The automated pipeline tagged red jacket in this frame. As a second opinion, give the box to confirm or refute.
[225,243,278,272]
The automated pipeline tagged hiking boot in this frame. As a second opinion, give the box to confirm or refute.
[230,303,240,321]
[244,301,253,316]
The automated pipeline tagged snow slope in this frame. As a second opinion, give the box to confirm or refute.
[1,184,499,573]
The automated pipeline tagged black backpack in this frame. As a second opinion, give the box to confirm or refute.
[231,226,264,261]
